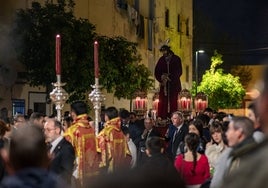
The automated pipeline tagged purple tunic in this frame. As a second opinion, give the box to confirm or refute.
[154,54,182,119]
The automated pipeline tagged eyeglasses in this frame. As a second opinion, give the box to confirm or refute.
[43,128,56,132]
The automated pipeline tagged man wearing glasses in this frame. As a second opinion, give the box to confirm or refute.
[44,118,75,184]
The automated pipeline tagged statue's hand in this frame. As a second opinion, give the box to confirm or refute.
[161,73,170,83]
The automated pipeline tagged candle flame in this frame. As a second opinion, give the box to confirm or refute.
[56,34,60,38]
[94,41,98,45]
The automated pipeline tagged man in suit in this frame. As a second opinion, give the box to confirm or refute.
[137,117,160,166]
[165,111,188,160]
[128,112,144,147]
[44,118,75,184]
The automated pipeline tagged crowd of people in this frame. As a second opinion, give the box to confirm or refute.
[0,66,268,188]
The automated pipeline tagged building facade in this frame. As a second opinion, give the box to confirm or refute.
[0,0,193,117]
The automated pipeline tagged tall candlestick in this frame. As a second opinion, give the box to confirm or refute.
[94,41,99,78]
[56,34,61,75]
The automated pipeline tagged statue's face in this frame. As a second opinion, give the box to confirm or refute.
[161,50,168,56]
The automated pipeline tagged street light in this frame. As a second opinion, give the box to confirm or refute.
[195,50,205,94]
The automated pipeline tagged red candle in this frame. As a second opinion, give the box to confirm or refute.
[55,34,61,75]
[186,99,191,110]
[202,101,208,110]
[197,99,202,111]
[135,97,139,110]
[156,99,159,111]
[144,99,147,109]
[94,41,99,78]
[141,98,145,109]
[181,97,186,109]
[153,99,159,111]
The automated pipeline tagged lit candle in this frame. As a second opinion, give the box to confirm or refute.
[141,98,144,109]
[153,100,157,110]
[179,97,183,109]
[144,99,147,109]
[197,99,202,111]
[186,98,191,110]
[153,99,159,111]
[181,97,186,109]
[132,100,136,110]
[55,34,61,75]
[202,100,207,110]
[138,97,142,109]
[135,97,139,110]
[156,99,159,111]
[94,41,99,78]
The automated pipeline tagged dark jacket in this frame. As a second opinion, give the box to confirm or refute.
[142,153,177,174]
[139,128,160,148]
[221,137,268,188]
[227,136,257,174]
[0,168,68,188]
[171,123,188,159]
[128,120,144,147]
[137,128,160,166]
[49,138,75,183]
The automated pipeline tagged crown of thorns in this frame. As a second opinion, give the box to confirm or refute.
[159,45,170,52]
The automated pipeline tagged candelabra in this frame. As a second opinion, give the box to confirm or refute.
[50,75,69,121]
[152,91,159,121]
[195,92,208,113]
[132,91,148,119]
[89,78,105,136]
[177,89,192,120]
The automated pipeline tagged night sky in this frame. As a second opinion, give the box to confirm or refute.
[194,0,268,67]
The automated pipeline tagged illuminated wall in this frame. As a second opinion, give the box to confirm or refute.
[0,0,193,113]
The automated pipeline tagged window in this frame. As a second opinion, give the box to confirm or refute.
[165,9,169,28]
[185,18,189,36]
[12,99,25,116]
[134,0,139,11]
[148,19,153,50]
[34,103,46,114]
[186,65,189,82]
[29,92,50,116]
[149,0,155,20]
[177,14,181,32]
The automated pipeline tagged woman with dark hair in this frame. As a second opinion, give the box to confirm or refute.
[174,133,210,188]
[187,119,208,154]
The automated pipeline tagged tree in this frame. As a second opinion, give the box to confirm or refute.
[230,65,252,89]
[11,0,153,103]
[198,51,245,110]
